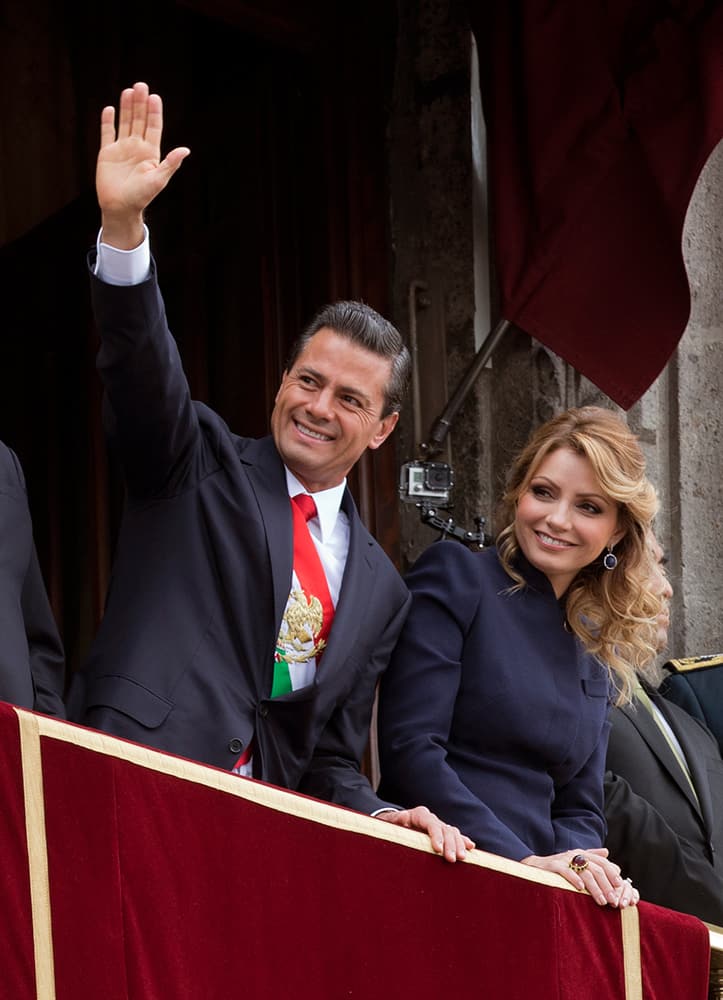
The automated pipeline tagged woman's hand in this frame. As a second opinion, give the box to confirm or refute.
[520,847,640,907]
[376,806,475,862]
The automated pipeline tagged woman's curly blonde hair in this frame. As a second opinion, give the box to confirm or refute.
[496,406,661,706]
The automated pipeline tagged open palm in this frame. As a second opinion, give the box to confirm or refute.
[96,82,189,217]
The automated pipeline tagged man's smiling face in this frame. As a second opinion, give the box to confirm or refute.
[270,327,398,493]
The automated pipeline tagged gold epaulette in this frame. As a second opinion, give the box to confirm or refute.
[665,654,723,674]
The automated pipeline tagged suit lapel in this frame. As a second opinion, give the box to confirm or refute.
[653,690,716,836]
[241,437,294,632]
[315,488,375,682]
[622,695,703,820]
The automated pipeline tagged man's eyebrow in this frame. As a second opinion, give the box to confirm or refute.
[296,364,372,405]
[295,363,325,381]
[338,383,372,405]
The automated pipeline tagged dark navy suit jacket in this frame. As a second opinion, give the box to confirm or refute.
[69,262,410,813]
[605,681,723,925]
[0,442,65,715]
[660,656,723,757]
[378,541,611,861]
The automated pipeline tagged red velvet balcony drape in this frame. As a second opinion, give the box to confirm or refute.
[4,703,714,999]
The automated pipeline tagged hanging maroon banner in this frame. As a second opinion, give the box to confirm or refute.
[471,1,723,409]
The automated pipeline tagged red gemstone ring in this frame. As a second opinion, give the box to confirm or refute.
[568,854,589,873]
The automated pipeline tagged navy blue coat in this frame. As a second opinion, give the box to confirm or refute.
[0,442,64,716]
[69,263,410,813]
[378,541,611,860]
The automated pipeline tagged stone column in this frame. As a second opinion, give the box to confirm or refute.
[662,140,723,653]
[390,0,488,570]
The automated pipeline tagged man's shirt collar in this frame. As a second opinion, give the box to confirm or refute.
[284,468,346,543]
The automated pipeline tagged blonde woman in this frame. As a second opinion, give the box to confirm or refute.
[379,407,660,907]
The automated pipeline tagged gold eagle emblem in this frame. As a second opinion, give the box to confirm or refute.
[277,588,327,663]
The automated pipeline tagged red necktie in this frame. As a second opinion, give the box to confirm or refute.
[288,494,334,654]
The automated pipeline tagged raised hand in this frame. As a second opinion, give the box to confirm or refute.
[96,81,190,249]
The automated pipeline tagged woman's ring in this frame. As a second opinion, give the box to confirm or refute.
[568,854,589,873]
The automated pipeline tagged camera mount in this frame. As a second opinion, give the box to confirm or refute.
[419,504,492,549]
[400,314,511,550]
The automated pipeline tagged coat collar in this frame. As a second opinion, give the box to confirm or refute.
[510,549,559,598]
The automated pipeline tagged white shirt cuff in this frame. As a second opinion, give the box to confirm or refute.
[94,225,151,286]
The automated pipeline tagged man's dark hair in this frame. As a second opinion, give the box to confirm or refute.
[285,301,411,417]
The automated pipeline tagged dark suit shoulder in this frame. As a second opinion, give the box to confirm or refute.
[342,493,408,601]
[232,432,278,463]
[0,442,25,491]
[407,538,498,578]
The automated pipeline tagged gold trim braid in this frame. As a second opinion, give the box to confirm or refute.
[16,709,56,1000]
[621,905,642,1000]
[667,654,723,673]
[24,713,577,890]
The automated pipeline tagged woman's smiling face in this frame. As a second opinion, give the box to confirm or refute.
[514,446,624,598]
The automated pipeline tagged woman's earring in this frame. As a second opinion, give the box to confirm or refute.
[603,546,618,571]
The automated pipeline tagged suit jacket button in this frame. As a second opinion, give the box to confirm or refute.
[259,704,269,719]
[228,738,243,754]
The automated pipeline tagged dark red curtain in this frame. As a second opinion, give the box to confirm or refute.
[472,1,723,408]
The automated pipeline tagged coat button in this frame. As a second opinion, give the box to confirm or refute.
[259,704,269,719]
[228,738,243,754]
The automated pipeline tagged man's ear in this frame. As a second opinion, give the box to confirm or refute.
[367,411,399,451]
[274,370,289,403]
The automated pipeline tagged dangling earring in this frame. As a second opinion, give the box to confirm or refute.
[603,545,618,571]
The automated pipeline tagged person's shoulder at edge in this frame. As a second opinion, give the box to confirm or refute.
[663,654,723,677]
[0,444,31,501]
[402,540,502,607]
[407,537,497,571]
